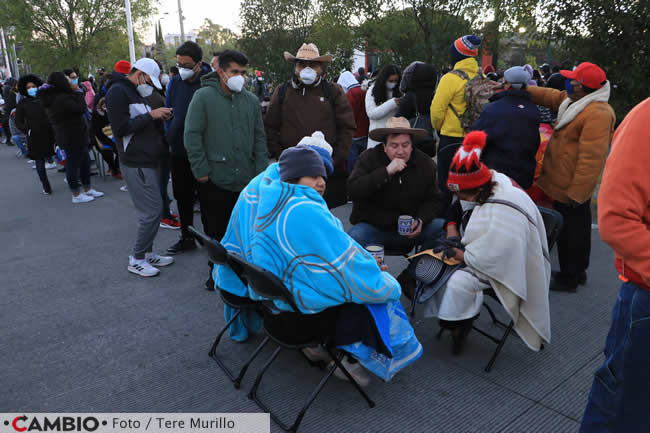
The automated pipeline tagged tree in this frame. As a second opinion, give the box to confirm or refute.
[196,18,237,60]
[0,0,152,74]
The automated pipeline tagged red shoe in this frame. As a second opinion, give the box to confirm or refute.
[160,217,181,230]
[112,172,124,180]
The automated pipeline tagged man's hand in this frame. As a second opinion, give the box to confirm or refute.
[405,218,423,239]
[150,107,173,121]
[452,248,465,263]
[198,176,209,183]
[386,158,407,176]
[374,256,388,271]
[394,97,401,106]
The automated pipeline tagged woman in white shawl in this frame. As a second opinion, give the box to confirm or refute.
[365,64,402,148]
[423,131,552,355]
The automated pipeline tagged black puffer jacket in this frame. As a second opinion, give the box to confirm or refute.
[39,85,88,150]
[15,96,56,160]
[348,146,442,230]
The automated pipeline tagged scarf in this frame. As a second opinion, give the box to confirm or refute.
[555,81,610,130]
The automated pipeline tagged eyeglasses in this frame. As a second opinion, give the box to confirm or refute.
[176,62,196,69]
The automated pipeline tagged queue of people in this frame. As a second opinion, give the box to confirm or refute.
[8,34,637,421]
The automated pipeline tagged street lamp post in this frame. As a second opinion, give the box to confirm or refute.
[518,27,526,65]
[0,27,10,78]
[124,0,136,64]
[177,0,185,41]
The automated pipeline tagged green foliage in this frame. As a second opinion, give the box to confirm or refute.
[197,18,238,61]
[0,0,152,76]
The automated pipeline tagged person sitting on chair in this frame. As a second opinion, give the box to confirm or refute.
[347,116,445,296]
[422,131,552,355]
[215,135,423,385]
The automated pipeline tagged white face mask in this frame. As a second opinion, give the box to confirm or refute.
[386,82,397,89]
[460,199,478,212]
[299,67,318,85]
[136,75,154,98]
[178,67,194,81]
[161,74,170,86]
[225,74,245,93]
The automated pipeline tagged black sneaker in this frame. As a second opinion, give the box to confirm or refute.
[551,271,587,285]
[166,237,197,255]
[205,275,215,291]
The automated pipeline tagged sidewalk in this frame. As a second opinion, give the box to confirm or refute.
[0,145,618,432]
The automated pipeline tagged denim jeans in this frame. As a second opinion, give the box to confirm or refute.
[34,159,51,191]
[12,135,28,156]
[65,145,91,193]
[348,218,446,254]
[347,136,368,174]
[580,282,650,433]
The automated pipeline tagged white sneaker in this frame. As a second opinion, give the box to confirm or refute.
[120,185,128,192]
[27,159,34,164]
[146,252,175,267]
[128,256,160,277]
[331,356,370,387]
[45,162,57,169]
[72,193,94,204]
[83,188,104,198]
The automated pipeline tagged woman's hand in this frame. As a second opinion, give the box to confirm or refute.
[452,248,465,262]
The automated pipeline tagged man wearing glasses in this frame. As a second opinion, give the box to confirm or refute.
[165,41,212,257]
[184,50,269,289]
[527,62,616,292]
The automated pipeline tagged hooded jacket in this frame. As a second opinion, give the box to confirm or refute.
[430,57,480,137]
[264,77,356,168]
[105,74,166,168]
[472,88,541,189]
[183,71,269,192]
[38,85,88,150]
[165,62,211,160]
[15,95,56,160]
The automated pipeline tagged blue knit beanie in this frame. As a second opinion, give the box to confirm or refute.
[279,145,327,182]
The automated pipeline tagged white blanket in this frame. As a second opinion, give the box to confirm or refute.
[463,172,552,350]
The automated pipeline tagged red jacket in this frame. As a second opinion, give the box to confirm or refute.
[346,87,369,138]
[598,98,650,290]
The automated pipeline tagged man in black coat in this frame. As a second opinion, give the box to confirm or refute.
[348,116,444,252]
[472,66,541,190]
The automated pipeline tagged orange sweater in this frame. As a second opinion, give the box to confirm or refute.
[597,98,650,288]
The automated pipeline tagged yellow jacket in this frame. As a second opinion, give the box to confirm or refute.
[430,57,479,138]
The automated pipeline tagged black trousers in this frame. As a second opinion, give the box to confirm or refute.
[171,157,198,238]
[197,180,240,242]
[554,199,592,277]
[437,134,464,209]
[323,166,348,209]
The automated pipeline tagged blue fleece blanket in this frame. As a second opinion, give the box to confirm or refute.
[215,164,422,380]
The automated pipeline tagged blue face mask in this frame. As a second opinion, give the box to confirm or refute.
[27,87,38,97]
[565,78,574,95]
[71,78,79,85]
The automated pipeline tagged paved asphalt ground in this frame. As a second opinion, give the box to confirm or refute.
[1,144,619,432]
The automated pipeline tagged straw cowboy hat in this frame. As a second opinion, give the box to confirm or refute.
[283,43,333,63]
[369,117,428,142]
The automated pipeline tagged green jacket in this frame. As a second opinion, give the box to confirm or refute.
[184,72,269,191]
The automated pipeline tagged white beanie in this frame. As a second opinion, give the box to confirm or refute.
[297,131,333,156]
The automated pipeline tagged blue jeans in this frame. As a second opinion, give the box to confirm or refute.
[348,218,445,254]
[580,282,650,433]
[65,146,91,193]
[346,136,368,174]
[12,135,28,156]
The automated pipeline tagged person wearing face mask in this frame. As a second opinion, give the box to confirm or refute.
[2,78,18,146]
[184,49,269,289]
[105,57,175,277]
[423,131,551,356]
[164,41,213,259]
[264,42,356,209]
[15,74,56,194]
[39,71,105,204]
[90,97,121,179]
[365,64,403,149]
[526,62,615,292]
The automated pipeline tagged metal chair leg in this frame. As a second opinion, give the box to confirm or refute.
[232,336,269,389]
[208,309,241,357]
[326,348,375,408]
[484,320,514,372]
[484,303,499,325]
[247,346,282,401]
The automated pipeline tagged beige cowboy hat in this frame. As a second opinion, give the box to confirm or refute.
[283,43,333,63]
[369,117,428,142]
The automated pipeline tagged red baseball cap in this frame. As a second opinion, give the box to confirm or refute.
[560,62,607,90]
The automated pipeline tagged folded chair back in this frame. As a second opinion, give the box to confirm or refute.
[189,226,228,265]
[537,206,564,250]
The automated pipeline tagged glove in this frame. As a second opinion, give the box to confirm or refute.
[444,236,464,251]
[433,245,457,260]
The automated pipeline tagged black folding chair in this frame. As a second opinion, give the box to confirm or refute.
[188,226,270,389]
[438,206,563,372]
[226,252,375,432]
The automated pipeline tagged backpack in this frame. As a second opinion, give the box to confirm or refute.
[448,69,503,132]
[277,80,337,110]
